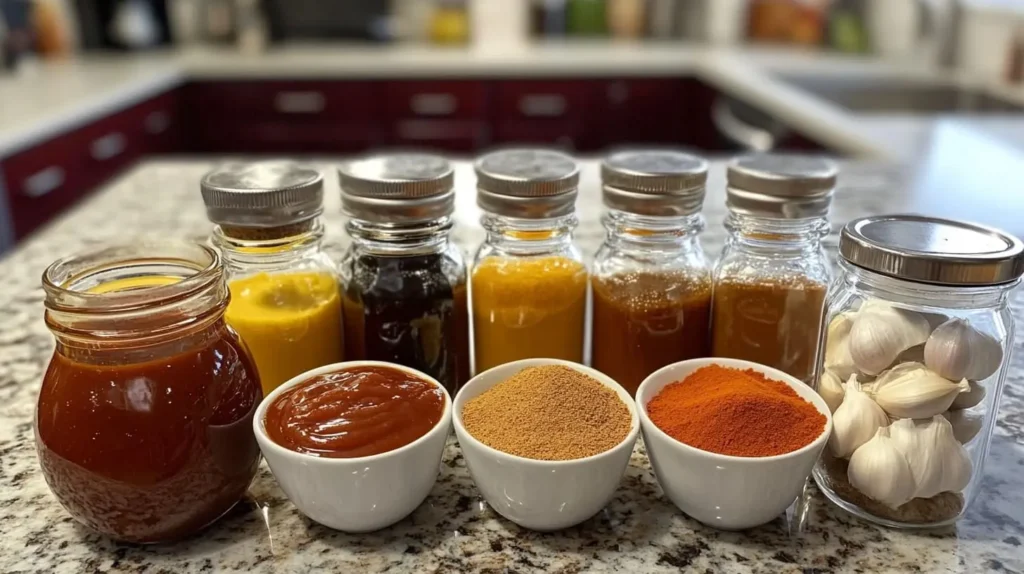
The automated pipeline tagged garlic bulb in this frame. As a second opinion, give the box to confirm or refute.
[847,426,917,509]
[829,376,889,458]
[888,416,972,499]
[871,362,970,419]
[824,312,858,379]
[942,410,983,444]
[924,318,1003,381]
[819,369,845,413]
[848,303,932,375]
[951,380,986,410]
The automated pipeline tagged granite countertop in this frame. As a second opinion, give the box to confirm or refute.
[1,160,1023,573]
[4,43,1024,160]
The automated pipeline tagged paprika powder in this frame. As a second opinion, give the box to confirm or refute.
[647,364,825,457]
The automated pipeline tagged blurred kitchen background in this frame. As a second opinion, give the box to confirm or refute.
[0,0,1023,253]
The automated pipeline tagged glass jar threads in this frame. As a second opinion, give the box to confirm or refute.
[815,215,1024,527]
[36,240,262,543]
[338,153,470,395]
[592,150,712,396]
[471,149,587,372]
[202,162,344,396]
[711,154,837,385]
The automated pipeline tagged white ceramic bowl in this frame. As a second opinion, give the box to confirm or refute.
[253,361,452,533]
[453,358,640,531]
[637,357,832,531]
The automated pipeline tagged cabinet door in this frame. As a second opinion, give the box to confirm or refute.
[492,80,600,150]
[600,78,689,148]
[131,90,183,154]
[3,129,91,239]
[386,81,489,120]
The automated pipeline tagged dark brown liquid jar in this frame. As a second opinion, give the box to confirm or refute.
[35,240,262,543]
[337,154,470,396]
[591,150,713,396]
[710,154,838,385]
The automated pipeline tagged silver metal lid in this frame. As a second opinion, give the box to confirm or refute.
[840,214,1024,286]
[474,149,579,218]
[201,162,324,227]
[338,153,455,224]
[601,150,708,217]
[726,154,837,219]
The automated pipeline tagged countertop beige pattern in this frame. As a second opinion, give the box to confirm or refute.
[0,160,1022,573]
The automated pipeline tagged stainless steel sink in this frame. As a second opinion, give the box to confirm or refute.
[779,75,1021,114]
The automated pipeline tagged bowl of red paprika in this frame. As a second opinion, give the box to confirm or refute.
[637,358,832,531]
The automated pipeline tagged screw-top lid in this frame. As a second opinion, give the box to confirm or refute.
[840,214,1024,286]
[726,154,837,219]
[474,149,579,218]
[601,150,708,217]
[200,162,324,228]
[338,153,455,224]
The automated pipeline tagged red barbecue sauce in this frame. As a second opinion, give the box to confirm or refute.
[265,366,445,458]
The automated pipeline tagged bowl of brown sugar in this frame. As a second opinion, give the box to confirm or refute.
[453,359,639,531]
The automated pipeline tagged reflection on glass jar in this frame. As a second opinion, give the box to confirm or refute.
[35,241,262,543]
[815,215,1024,528]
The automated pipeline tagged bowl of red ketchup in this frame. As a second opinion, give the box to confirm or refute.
[254,361,452,532]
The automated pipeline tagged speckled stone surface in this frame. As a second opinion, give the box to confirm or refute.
[1,159,1023,573]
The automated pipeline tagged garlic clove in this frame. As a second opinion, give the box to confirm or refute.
[950,380,986,410]
[828,376,889,458]
[848,303,932,375]
[889,416,972,499]
[872,363,970,419]
[942,410,983,444]
[847,426,917,509]
[824,312,858,379]
[924,318,1004,382]
[818,369,845,413]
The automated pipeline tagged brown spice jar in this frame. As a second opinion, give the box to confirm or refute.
[592,270,712,395]
[710,275,827,384]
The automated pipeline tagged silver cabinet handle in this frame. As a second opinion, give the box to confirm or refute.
[90,132,127,161]
[410,93,458,116]
[518,94,567,117]
[145,111,171,134]
[711,98,776,152]
[274,91,326,114]
[22,166,65,198]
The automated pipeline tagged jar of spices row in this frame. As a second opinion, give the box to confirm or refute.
[201,162,345,397]
[471,149,588,373]
[815,215,1024,528]
[591,150,713,396]
[338,154,470,397]
[710,155,837,385]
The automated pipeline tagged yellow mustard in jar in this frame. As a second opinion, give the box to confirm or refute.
[225,271,343,395]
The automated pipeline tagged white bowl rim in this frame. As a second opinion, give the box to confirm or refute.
[253,360,453,465]
[636,357,834,464]
[453,358,641,467]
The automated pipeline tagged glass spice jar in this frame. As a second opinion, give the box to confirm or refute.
[591,150,713,396]
[35,240,262,543]
[202,162,344,397]
[471,148,587,373]
[815,215,1024,528]
[710,154,837,385]
[338,153,470,396]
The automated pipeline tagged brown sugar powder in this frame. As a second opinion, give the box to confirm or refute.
[461,365,633,461]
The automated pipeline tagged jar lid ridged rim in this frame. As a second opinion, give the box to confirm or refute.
[338,153,454,199]
[200,162,324,228]
[474,149,580,197]
[601,150,708,195]
[839,214,1024,286]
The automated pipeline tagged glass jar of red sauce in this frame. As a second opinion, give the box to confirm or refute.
[35,240,262,543]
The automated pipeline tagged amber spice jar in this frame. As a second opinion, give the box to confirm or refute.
[710,154,837,385]
[591,150,713,396]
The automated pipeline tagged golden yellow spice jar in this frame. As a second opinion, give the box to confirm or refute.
[471,149,587,372]
[201,162,344,396]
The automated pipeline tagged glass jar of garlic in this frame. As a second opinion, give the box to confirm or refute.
[814,215,1024,528]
